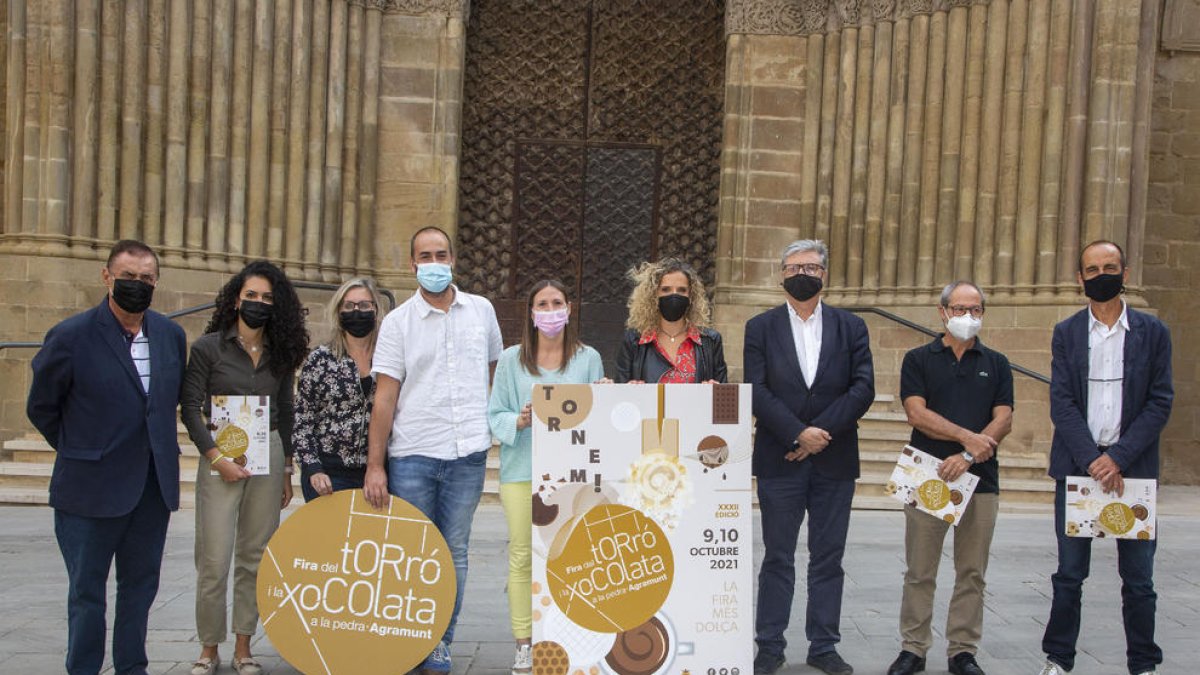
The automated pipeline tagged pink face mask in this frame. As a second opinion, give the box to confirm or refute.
[533,308,570,337]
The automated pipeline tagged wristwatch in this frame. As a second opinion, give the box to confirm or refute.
[960,451,975,464]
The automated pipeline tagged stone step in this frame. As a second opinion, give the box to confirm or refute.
[0,480,502,510]
[9,445,503,479]
[869,394,902,413]
[858,449,1049,481]
[855,469,1056,504]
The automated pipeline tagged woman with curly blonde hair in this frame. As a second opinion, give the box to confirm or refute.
[615,257,728,384]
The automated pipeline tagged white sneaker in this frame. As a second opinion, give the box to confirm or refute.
[512,643,532,675]
[1038,660,1068,675]
[1133,670,1157,675]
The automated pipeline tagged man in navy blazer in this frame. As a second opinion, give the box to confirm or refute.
[745,239,875,675]
[1038,241,1173,675]
[27,240,187,675]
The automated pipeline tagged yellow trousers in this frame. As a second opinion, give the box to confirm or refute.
[500,481,532,639]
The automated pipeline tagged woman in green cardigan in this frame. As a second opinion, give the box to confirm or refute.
[487,279,607,675]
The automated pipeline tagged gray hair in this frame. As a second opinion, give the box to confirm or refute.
[939,280,986,309]
[780,239,829,269]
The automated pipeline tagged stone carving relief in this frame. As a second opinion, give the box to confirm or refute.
[375,0,470,17]
[871,0,896,21]
[726,0,990,35]
[726,0,828,36]
[833,0,862,26]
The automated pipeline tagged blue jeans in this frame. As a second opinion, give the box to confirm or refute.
[387,451,487,644]
[1042,481,1161,674]
[55,465,170,675]
[755,461,855,659]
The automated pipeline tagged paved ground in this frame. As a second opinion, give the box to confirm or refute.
[1,489,1197,675]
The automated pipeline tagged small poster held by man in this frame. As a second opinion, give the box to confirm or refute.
[208,395,270,475]
[1064,476,1157,540]
[886,445,979,525]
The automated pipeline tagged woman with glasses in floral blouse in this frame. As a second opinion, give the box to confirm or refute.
[294,277,384,501]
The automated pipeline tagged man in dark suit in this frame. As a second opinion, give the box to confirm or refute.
[744,239,875,675]
[27,240,187,675]
[1038,240,1173,675]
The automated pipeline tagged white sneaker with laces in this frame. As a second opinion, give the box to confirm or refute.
[512,643,532,675]
[1038,661,1068,675]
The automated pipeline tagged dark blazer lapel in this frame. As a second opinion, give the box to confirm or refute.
[773,305,806,386]
[146,314,165,400]
[95,300,146,395]
[1120,308,1144,430]
[811,304,839,388]
[1070,311,1089,413]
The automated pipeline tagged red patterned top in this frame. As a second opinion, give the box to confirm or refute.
[638,326,703,384]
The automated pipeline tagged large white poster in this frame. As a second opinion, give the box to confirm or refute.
[531,383,753,675]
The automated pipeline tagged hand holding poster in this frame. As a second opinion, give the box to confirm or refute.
[209,395,270,475]
[531,383,753,675]
[1064,476,1157,540]
[886,445,979,525]
[256,491,457,674]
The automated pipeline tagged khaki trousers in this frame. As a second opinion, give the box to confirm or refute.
[899,492,999,658]
[194,431,285,645]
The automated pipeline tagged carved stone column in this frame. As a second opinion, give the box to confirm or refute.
[370,0,469,286]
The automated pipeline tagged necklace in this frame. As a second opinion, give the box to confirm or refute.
[237,336,261,353]
[659,326,688,343]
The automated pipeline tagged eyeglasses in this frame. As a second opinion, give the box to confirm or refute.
[945,305,984,318]
[341,300,377,312]
[782,263,825,277]
[115,271,158,285]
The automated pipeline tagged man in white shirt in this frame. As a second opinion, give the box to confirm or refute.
[1039,240,1174,675]
[364,226,503,674]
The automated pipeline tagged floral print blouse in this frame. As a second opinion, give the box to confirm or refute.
[293,345,373,477]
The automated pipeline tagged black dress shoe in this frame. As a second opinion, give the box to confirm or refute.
[948,652,985,675]
[806,650,853,675]
[753,651,785,675]
[887,650,926,675]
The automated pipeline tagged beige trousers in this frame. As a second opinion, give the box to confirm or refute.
[899,492,999,658]
[194,431,285,645]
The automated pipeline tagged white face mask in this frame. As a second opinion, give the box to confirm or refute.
[945,314,982,341]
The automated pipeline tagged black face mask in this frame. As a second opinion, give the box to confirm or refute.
[783,274,823,302]
[657,294,690,322]
[111,279,154,314]
[339,310,376,338]
[1083,272,1124,303]
[239,300,274,329]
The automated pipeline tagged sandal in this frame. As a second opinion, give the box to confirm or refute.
[233,656,263,675]
[190,657,219,675]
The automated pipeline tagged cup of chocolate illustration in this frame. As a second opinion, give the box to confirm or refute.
[601,613,680,675]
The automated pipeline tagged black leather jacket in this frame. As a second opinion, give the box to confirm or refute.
[615,327,728,384]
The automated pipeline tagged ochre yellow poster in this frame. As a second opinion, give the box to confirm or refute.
[256,491,457,674]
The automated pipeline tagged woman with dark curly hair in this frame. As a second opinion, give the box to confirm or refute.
[615,257,728,384]
[180,260,309,675]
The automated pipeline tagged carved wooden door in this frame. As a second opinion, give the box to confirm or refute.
[457,0,725,372]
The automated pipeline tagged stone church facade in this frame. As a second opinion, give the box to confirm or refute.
[0,0,1196,484]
